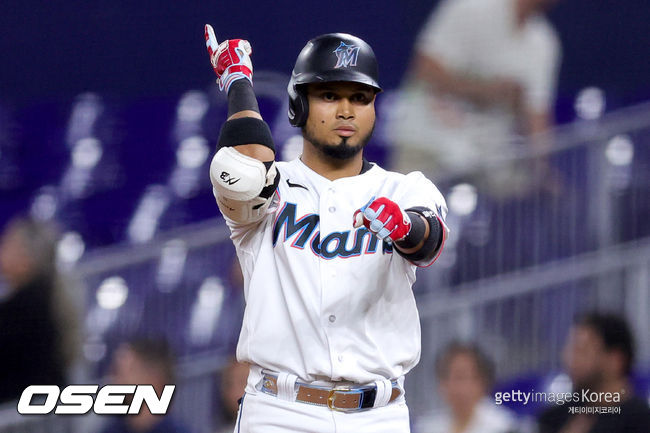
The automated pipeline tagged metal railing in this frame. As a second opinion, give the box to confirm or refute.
[407,238,650,416]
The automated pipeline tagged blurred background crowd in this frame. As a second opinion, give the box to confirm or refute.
[1,0,649,432]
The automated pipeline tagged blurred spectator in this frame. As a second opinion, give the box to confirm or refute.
[389,0,561,198]
[99,337,191,433]
[0,217,80,404]
[215,358,249,433]
[537,312,650,433]
[416,341,518,433]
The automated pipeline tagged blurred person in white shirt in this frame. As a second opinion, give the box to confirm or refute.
[416,342,518,433]
[389,0,561,198]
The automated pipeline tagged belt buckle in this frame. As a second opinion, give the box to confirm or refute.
[327,385,354,412]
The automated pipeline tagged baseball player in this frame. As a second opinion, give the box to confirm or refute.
[204,26,449,433]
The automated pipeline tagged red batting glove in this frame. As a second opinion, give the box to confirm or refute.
[204,24,253,92]
[353,196,411,244]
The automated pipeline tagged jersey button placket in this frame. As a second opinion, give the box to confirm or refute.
[321,184,345,376]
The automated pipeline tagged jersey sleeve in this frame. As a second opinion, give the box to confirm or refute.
[398,172,448,223]
[396,171,450,268]
[224,193,278,254]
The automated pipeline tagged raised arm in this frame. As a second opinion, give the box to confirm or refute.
[204,24,279,224]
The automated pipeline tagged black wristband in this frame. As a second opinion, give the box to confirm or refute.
[217,117,276,153]
[395,212,427,250]
[395,206,444,265]
[227,79,260,117]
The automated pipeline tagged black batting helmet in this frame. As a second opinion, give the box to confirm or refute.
[287,33,382,127]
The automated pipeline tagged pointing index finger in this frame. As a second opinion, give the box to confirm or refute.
[205,24,219,55]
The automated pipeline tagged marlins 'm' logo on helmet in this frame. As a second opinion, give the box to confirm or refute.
[333,42,360,68]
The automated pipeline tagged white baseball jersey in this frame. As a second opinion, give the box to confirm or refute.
[225,157,448,388]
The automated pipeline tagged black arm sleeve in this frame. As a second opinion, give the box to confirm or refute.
[227,79,260,116]
[219,80,276,153]
[394,206,445,267]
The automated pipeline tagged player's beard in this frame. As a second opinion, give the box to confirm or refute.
[302,122,375,160]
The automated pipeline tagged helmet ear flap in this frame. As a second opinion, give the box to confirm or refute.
[288,82,309,127]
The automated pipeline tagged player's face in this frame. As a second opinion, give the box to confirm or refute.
[303,82,376,160]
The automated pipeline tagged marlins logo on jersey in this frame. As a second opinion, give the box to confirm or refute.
[333,42,360,68]
[272,202,393,259]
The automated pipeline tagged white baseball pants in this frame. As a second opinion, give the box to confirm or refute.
[232,390,411,433]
